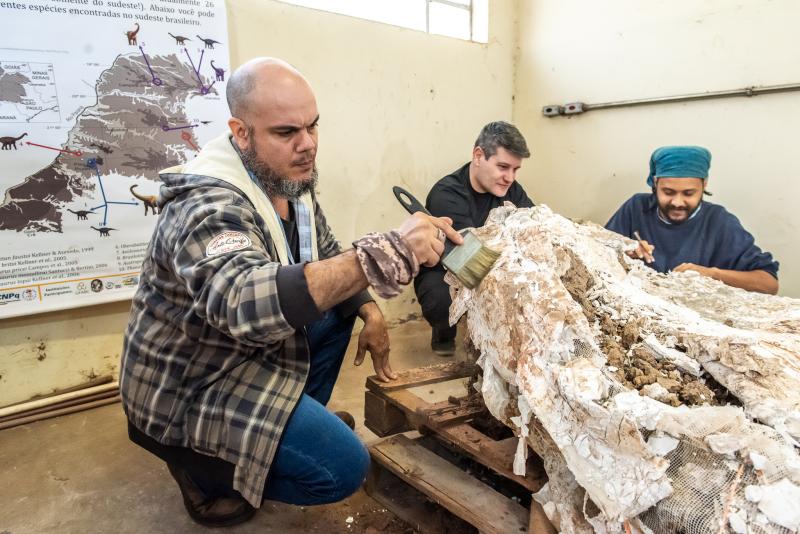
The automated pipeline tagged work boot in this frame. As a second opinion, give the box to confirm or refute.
[335,410,356,430]
[431,325,457,356]
[166,463,256,528]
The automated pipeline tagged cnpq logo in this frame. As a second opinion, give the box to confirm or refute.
[0,291,21,305]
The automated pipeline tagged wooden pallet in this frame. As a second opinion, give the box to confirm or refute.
[364,361,556,534]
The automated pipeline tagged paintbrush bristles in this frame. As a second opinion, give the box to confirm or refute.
[452,246,500,289]
[442,231,500,289]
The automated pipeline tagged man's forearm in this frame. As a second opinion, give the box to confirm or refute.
[711,268,778,295]
[357,300,382,321]
[304,250,369,312]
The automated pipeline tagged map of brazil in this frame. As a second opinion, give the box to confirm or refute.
[0,0,229,318]
[0,61,60,123]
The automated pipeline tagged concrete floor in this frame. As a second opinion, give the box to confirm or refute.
[0,319,469,534]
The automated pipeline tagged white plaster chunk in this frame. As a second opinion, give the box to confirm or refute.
[728,508,747,534]
[513,436,528,476]
[756,479,800,530]
[641,334,702,377]
[745,484,763,503]
[646,433,679,456]
[641,383,670,402]
[452,204,800,532]
[705,433,745,456]
[750,451,767,471]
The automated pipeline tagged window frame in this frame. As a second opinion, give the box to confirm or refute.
[426,0,474,41]
[274,0,487,44]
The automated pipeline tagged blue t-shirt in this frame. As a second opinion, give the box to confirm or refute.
[605,193,779,278]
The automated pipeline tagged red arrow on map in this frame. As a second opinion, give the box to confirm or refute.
[26,142,82,157]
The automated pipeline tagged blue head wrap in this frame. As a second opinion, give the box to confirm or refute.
[647,146,711,187]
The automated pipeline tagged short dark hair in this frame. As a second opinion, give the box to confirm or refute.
[474,121,530,159]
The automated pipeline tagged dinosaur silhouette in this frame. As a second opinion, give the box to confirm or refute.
[210,60,225,82]
[196,35,221,49]
[168,32,190,45]
[1,133,27,150]
[91,226,116,237]
[126,23,140,45]
[130,185,160,216]
[68,209,95,220]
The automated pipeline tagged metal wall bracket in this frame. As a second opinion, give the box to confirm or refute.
[542,82,800,117]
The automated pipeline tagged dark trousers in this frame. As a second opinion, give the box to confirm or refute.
[129,309,368,505]
[414,267,457,340]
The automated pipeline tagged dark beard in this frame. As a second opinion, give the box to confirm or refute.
[240,145,318,200]
[658,203,700,224]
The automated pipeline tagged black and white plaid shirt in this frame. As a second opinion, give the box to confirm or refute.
[120,164,363,506]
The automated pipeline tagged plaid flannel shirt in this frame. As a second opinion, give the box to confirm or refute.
[120,168,350,507]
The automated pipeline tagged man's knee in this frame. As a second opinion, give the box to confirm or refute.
[303,438,370,503]
[328,440,370,501]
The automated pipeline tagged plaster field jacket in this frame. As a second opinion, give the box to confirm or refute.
[120,133,358,507]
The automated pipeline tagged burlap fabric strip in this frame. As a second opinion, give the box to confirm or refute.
[353,231,420,298]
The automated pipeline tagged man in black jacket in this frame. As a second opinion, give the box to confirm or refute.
[414,121,534,355]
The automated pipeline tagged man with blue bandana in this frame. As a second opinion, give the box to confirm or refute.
[606,146,779,294]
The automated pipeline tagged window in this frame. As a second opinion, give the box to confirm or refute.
[276,0,489,43]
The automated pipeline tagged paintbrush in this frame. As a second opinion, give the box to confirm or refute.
[633,231,655,263]
[392,186,500,289]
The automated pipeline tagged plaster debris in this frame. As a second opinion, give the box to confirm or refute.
[750,451,767,471]
[646,433,679,457]
[756,479,800,530]
[450,204,800,533]
[728,508,748,533]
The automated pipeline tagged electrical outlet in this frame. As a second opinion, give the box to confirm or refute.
[542,105,562,116]
[563,102,584,114]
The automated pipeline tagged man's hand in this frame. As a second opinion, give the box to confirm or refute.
[673,265,778,294]
[397,213,463,267]
[354,301,397,382]
[673,263,715,277]
[626,240,655,263]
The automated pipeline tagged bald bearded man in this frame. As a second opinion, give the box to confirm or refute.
[120,58,462,526]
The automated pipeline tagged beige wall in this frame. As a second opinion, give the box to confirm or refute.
[0,0,516,406]
[513,0,800,297]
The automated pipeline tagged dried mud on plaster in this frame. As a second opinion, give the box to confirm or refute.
[449,204,800,534]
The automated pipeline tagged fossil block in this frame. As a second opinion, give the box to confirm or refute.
[451,204,800,533]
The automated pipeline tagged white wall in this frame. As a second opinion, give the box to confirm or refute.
[0,0,516,406]
[513,0,800,296]
[227,0,516,319]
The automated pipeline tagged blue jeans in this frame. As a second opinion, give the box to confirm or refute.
[262,309,369,505]
[130,310,369,507]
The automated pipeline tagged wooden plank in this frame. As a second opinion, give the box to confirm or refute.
[365,460,475,534]
[364,390,411,437]
[418,396,485,427]
[366,361,475,393]
[375,389,481,431]
[370,386,546,491]
[379,388,431,430]
[529,500,558,534]
[370,434,528,534]
[0,395,120,431]
[433,424,546,493]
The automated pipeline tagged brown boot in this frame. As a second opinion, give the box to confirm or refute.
[335,410,356,430]
[166,463,256,528]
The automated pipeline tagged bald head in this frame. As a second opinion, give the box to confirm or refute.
[226,57,314,120]
[227,57,320,193]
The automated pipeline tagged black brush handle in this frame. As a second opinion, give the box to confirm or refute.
[392,185,464,257]
[392,186,430,216]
